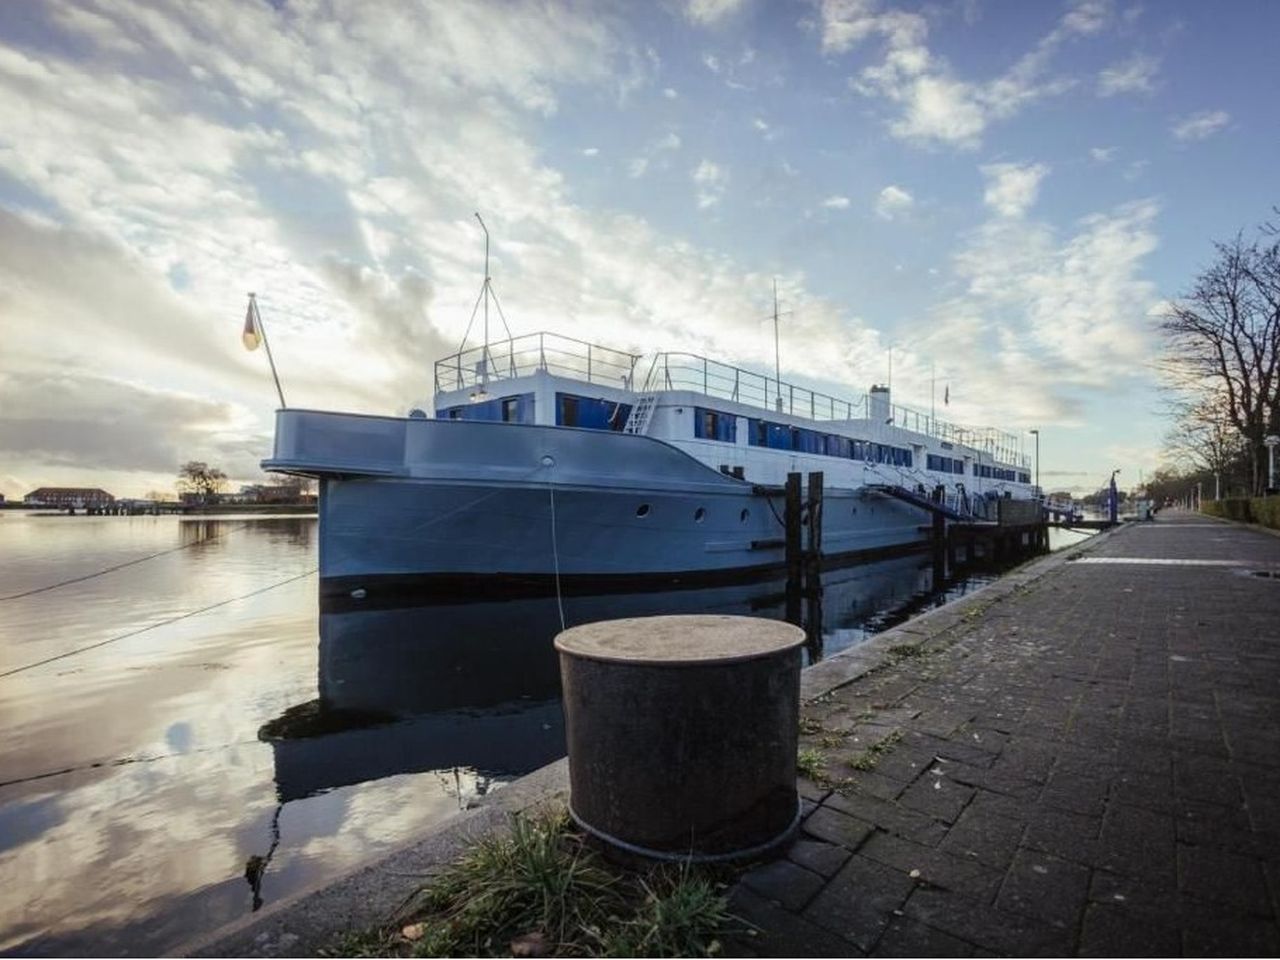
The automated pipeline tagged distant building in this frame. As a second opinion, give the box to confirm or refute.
[235,483,317,505]
[24,487,116,507]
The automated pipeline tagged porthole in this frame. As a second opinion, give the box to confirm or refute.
[740,508,750,523]
[636,504,650,518]
[694,507,706,523]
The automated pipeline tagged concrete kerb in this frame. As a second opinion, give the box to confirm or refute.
[184,759,570,958]
[185,525,1121,957]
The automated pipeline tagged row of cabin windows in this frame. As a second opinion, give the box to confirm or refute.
[926,454,966,475]
[974,464,1030,483]
[438,393,536,423]
[743,414,913,467]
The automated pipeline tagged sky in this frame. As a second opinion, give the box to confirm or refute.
[0,0,1275,500]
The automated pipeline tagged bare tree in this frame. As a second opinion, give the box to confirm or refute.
[1160,229,1280,494]
[1163,392,1248,498]
[177,461,228,502]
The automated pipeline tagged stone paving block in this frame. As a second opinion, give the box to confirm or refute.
[803,853,915,952]
[1109,766,1175,814]
[939,802,1026,870]
[990,740,1057,783]
[739,859,826,912]
[1087,868,1176,916]
[896,770,975,824]
[822,789,948,846]
[910,730,1001,768]
[786,838,852,878]
[726,887,865,958]
[1095,802,1175,882]
[1177,842,1273,916]
[1022,806,1102,867]
[870,915,976,957]
[802,805,874,850]
[859,830,1002,901]
[1174,755,1244,807]
[902,886,1071,956]
[1078,902,1180,957]
[797,776,831,804]
[941,758,1042,800]
[837,768,912,802]
[994,848,1090,934]
[1038,769,1109,818]
[1178,897,1280,957]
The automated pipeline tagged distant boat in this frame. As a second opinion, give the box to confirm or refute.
[264,330,1036,607]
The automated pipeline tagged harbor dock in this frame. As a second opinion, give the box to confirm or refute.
[188,509,1280,957]
[731,509,1280,956]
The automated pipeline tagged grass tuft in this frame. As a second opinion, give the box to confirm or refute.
[796,747,826,781]
[339,810,731,957]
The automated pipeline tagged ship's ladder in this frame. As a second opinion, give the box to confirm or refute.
[624,395,658,435]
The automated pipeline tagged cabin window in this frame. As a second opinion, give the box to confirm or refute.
[556,393,632,431]
[438,393,533,423]
[694,407,737,442]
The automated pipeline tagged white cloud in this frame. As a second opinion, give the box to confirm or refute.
[702,52,721,73]
[753,117,769,131]
[1089,146,1115,163]
[582,147,600,157]
[981,163,1049,218]
[1171,109,1230,142]
[662,86,678,99]
[627,131,682,178]
[685,0,748,26]
[822,195,851,210]
[826,0,1104,148]
[916,198,1161,423]
[874,185,913,219]
[692,159,727,209]
[1097,54,1159,96]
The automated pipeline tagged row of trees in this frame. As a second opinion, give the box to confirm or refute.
[1160,211,1280,498]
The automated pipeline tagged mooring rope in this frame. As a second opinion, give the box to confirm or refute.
[0,567,317,680]
[545,461,567,632]
[0,520,259,602]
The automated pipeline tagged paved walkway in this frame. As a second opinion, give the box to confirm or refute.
[729,511,1280,957]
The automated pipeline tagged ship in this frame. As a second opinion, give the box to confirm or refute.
[264,330,1037,609]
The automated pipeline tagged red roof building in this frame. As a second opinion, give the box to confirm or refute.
[24,487,116,506]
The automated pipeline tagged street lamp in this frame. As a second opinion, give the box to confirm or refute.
[1029,429,1040,493]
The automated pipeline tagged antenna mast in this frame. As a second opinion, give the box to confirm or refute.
[455,212,515,393]
[477,212,491,390]
[773,278,782,412]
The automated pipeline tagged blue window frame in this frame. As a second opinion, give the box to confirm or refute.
[438,393,534,423]
[556,393,631,431]
[695,407,737,442]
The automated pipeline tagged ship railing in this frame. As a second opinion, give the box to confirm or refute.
[642,352,869,422]
[434,332,643,394]
[642,354,1024,462]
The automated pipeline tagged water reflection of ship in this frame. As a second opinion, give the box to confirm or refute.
[258,551,941,804]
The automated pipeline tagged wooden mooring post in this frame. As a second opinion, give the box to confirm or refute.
[784,472,802,627]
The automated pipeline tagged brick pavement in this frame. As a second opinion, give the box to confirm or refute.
[728,511,1280,957]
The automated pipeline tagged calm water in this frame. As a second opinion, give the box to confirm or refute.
[0,512,1088,955]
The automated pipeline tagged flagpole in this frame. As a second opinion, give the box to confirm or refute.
[249,293,288,409]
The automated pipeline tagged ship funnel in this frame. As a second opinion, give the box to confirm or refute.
[869,385,891,423]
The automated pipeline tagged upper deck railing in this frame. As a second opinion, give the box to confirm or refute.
[434,332,643,394]
[433,333,1029,468]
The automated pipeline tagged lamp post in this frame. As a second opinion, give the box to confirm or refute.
[1029,428,1040,494]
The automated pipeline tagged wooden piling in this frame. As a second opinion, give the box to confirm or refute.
[784,472,802,626]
